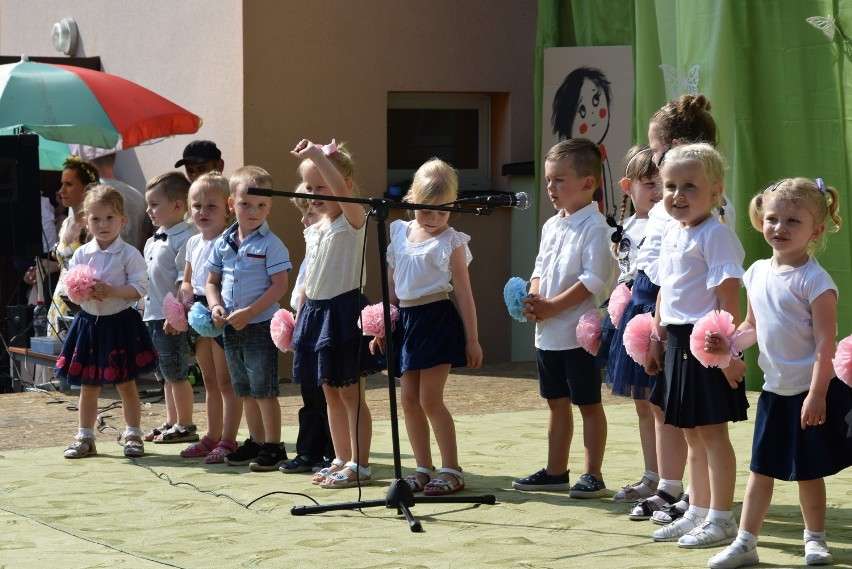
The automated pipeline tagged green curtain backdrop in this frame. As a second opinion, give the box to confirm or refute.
[536,0,852,389]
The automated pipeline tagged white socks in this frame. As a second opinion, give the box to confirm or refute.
[123,426,144,438]
[76,428,95,440]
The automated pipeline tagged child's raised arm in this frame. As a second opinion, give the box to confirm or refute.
[291,139,365,230]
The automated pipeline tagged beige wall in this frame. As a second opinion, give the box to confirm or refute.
[1,1,537,365]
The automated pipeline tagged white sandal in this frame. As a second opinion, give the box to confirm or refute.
[311,458,345,485]
[320,461,372,489]
[404,466,434,493]
[423,467,465,496]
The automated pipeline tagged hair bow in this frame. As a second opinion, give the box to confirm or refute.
[319,139,338,156]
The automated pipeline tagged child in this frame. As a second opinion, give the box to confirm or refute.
[142,172,198,445]
[705,178,852,568]
[57,185,157,458]
[175,140,225,183]
[644,143,748,548]
[512,138,615,497]
[279,184,335,474]
[178,172,242,463]
[605,146,663,503]
[207,166,291,472]
[290,139,380,488]
[373,158,483,495]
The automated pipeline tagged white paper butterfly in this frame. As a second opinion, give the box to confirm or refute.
[807,15,839,41]
[659,64,700,100]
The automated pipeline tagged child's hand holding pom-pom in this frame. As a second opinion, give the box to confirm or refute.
[163,292,188,332]
[623,312,655,366]
[503,277,529,322]
[690,310,737,368]
[833,335,852,387]
[271,309,296,352]
[64,264,97,304]
[188,302,224,338]
[358,303,399,337]
[607,283,632,327]
[576,309,602,356]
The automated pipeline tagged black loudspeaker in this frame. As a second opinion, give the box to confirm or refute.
[0,134,41,257]
[6,304,34,348]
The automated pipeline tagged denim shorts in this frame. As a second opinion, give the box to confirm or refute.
[224,320,279,398]
[536,347,601,405]
[146,320,190,383]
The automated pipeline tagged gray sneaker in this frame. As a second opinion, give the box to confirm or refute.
[804,538,833,566]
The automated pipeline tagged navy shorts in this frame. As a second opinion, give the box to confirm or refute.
[536,347,601,405]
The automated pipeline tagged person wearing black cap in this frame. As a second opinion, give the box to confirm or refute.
[175,140,225,182]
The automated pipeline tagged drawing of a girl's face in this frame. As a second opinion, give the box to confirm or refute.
[572,78,610,143]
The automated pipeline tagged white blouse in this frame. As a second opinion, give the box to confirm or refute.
[69,237,148,316]
[303,213,367,300]
[656,217,744,325]
[386,220,472,301]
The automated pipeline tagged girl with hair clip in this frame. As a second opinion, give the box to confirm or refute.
[56,185,157,459]
[178,172,242,463]
[290,139,381,488]
[704,178,852,569]
[48,157,100,340]
[604,145,664,504]
[371,158,483,496]
[644,143,749,549]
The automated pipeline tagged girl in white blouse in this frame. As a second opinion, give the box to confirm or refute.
[374,158,482,496]
[644,144,747,549]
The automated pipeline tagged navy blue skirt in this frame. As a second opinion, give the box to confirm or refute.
[55,308,158,386]
[390,299,467,378]
[750,378,852,481]
[607,271,660,399]
[291,289,382,388]
[658,323,749,428]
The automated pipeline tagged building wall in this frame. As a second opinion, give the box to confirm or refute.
[1,1,537,365]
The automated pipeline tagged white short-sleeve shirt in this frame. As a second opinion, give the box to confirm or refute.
[656,217,744,325]
[185,233,219,296]
[744,257,837,395]
[69,237,148,316]
[532,202,616,351]
[614,215,647,284]
[303,213,367,300]
[386,220,472,301]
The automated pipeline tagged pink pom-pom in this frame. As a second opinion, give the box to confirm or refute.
[64,264,97,304]
[607,283,632,327]
[358,303,399,337]
[690,310,737,368]
[833,335,852,387]
[163,292,188,332]
[270,309,296,352]
[576,309,602,356]
[623,312,655,366]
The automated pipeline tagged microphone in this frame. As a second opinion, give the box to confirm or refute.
[455,192,531,210]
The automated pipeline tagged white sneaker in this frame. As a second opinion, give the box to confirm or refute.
[678,518,738,549]
[707,542,759,568]
[653,510,704,542]
[805,539,833,566]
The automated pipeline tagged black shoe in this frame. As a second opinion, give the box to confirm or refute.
[224,438,261,466]
[512,468,570,491]
[569,473,607,498]
[249,442,288,472]
[278,453,315,474]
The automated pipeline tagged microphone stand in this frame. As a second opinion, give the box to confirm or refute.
[248,188,497,532]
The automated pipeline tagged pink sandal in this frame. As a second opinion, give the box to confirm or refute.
[180,435,217,458]
[204,439,238,464]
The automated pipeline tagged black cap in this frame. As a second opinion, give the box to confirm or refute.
[174,140,222,168]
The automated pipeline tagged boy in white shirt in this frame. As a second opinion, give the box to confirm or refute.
[513,138,615,497]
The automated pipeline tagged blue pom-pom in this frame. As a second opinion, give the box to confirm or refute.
[503,277,529,322]
[188,302,225,338]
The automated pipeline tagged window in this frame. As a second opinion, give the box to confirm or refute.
[387,93,491,192]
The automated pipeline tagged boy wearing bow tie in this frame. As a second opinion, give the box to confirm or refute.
[142,172,198,444]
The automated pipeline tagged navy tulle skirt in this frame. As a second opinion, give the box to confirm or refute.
[607,271,660,399]
[291,289,382,388]
[55,308,158,386]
